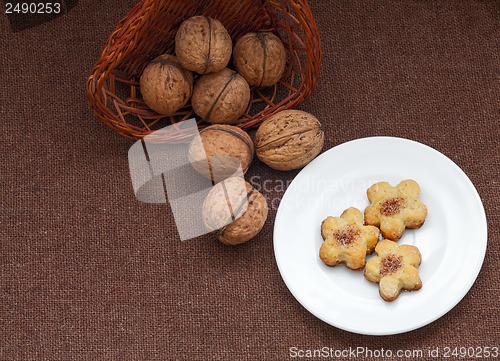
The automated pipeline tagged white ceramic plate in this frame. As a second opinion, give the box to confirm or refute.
[274,137,487,335]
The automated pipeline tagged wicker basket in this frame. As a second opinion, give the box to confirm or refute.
[86,0,322,141]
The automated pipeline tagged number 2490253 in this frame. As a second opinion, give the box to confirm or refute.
[5,2,61,14]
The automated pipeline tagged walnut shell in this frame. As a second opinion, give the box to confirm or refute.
[233,32,286,87]
[192,68,250,124]
[255,110,324,171]
[188,125,254,182]
[139,54,193,115]
[175,16,232,75]
[202,177,268,245]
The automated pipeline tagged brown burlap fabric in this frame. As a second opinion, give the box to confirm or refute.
[1,1,498,360]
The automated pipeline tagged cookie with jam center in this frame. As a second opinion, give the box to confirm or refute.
[364,239,422,301]
[364,180,427,241]
[320,207,380,270]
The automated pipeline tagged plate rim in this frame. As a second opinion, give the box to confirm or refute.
[273,136,488,335]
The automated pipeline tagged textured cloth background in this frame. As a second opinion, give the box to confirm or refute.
[1,1,499,360]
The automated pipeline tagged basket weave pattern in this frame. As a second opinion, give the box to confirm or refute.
[86,0,322,140]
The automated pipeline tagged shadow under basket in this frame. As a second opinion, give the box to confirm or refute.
[86,0,322,142]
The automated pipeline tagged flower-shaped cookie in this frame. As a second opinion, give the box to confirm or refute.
[320,207,380,270]
[364,180,427,241]
[364,239,422,301]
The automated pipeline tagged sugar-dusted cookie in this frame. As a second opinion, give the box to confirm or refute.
[320,207,380,270]
[364,180,427,241]
[364,239,422,301]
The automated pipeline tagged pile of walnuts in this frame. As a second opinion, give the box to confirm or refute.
[140,16,324,245]
[140,15,286,124]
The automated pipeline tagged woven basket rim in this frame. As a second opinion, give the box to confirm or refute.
[87,0,322,141]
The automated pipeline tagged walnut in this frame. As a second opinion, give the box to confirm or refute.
[175,16,232,75]
[192,68,250,124]
[255,109,324,171]
[188,124,254,182]
[139,54,193,115]
[202,177,268,245]
[233,32,287,87]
